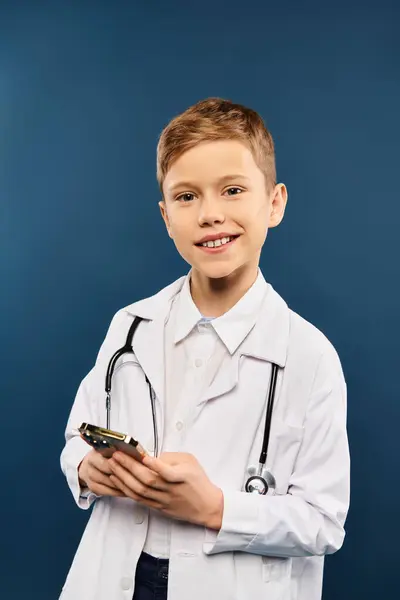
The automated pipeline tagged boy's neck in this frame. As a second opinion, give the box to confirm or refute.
[189,265,259,318]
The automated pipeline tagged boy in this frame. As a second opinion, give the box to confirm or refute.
[60,98,350,600]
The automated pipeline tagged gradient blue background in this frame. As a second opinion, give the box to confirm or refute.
[1,1,399,598]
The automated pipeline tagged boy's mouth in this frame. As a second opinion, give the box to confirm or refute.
[195,234,240,251]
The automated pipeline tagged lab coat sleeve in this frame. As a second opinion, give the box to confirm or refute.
[203,346,350,558]
[60,310,125,510]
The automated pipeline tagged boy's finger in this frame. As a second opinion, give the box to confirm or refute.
[91,481,125,497]
[108,458,167,492]
[111,452,162,483]
[91,469,121,490]
[142,456,184,483]
[90,451,115,475]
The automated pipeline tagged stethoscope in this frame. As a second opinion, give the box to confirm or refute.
[105,316,280,495]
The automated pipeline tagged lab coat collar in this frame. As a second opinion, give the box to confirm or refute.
[124,277,186,322]
[239,282,289,367]
[124,271,289,368]
[172,274,203,344]
[122,278,185,408]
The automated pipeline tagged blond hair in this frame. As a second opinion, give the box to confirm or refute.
[157,97,276,193]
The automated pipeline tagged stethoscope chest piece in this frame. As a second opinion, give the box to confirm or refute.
[245,465,276,495]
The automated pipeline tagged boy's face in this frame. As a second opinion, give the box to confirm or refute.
[159,140,287,281]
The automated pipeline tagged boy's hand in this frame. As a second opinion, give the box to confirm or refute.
[78,449,125,497]
[108,451,224,530]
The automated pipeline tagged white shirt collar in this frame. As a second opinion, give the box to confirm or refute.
[173,270,268,354]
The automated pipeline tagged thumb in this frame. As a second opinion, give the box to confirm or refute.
[143,456,185,483]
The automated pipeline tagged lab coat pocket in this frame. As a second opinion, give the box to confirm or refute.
[269,418,304,495]
[262,555,292,582]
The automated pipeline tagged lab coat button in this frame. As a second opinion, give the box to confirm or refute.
[120,577,132,590]
[194,358,203,367]
[176,421,184,431]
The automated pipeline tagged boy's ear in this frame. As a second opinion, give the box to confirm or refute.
[269,183,288,228]
[159,200,173,238]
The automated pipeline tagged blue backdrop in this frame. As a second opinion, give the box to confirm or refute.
[1,1,399,598]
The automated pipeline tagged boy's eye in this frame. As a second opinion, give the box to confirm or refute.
[225,187,243,196]
[177,193,195,202]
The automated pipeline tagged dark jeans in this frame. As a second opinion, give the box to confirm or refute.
[132,552,169,600]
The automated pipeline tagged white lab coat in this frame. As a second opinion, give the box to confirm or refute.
[60,276,350,600]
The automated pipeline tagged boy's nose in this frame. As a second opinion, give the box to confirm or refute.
[198,197,225,226]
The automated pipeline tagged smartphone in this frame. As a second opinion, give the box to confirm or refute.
[78,422,148,462]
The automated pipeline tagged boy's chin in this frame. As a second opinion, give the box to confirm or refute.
[193,262,243,281]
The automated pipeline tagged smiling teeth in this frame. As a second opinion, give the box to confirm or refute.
[201,236,233,248]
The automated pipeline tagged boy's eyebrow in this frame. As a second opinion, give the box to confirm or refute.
[216,174,250,184]
[167,174,250,193]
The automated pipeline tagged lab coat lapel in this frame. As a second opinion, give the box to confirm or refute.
[131,315,166,409]
[198,351,241,404]
[197,285,289,405]
[123,277,185,410]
